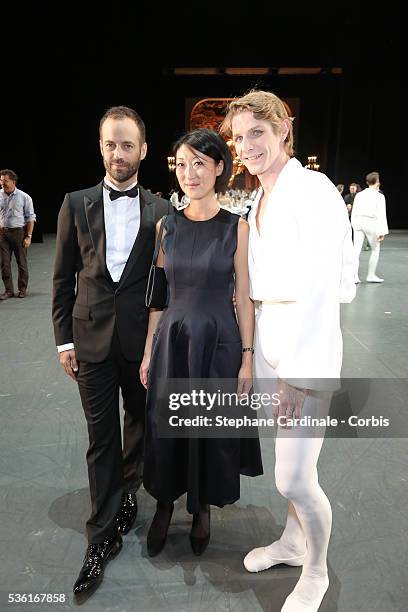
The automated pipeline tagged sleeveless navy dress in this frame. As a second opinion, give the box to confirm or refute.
[143,209,263,514]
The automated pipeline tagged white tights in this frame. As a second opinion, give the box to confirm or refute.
[247,303,332,611]
[353,227,381,279]
[245,397,332,610]
[275,419,331,611]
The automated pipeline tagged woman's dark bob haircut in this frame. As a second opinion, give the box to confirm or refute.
[173,128,232,194]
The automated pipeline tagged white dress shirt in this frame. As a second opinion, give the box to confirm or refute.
[351,187,389,236]
[248,158,356,384]
[57,179,141,353]
[103,178,141,282]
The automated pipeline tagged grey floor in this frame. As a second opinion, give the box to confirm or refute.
[0,233,407,612]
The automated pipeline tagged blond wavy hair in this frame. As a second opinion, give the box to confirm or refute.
[220,90,294,157]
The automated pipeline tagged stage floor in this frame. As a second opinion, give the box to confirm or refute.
[0,233,407,611]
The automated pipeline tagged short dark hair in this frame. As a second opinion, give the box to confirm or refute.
[99,106,146,142]
[172,128,233,193]
[366,171,379,186]
[0,168,18,182]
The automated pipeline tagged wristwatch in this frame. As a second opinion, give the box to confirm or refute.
[26,234,32,238]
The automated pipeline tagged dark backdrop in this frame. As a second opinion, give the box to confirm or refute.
[2,4,407,237]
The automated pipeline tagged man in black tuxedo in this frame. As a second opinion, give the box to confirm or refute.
[52,106,171,599]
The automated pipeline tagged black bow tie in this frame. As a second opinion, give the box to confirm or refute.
[104,182,139,201]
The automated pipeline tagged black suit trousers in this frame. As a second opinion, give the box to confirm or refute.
[76,326,146,543]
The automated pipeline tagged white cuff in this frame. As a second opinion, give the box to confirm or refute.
[57,343,75,353]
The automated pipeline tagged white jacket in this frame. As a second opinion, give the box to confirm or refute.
[248,158,356,386]
[351,187,389,236]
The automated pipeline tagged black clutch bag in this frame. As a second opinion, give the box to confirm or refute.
[145,216,168,308]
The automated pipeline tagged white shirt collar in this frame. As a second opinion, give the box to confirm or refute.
[250,157,302,216]
[103,177,138,192]
[1,188,16,198]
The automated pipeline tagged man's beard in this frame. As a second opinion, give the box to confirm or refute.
[104,158,141,183]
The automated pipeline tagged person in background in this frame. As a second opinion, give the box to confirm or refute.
[351,171,388,283]
[344,182,358,218]
[344,182,359,242]
[0,169,36,299]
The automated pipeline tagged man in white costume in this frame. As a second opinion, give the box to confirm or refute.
[222,90,355,612]
[351,171,388,282]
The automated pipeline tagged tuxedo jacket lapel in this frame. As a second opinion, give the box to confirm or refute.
[118,187,154,288]
[84,182,113,283]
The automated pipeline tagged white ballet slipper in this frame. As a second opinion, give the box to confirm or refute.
[366,275,384,283]
[281,573,329,611]
[243,546,306,573]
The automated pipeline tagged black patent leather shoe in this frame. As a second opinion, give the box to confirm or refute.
[190,505,211,556]
[114,492,138,535]
[147,502,174,557]
[73,533,122,601]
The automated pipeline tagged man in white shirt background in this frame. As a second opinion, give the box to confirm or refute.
[351,171,389,282]
[0,169,36,299]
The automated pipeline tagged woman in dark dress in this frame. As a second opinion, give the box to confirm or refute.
[140,129,263,556]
